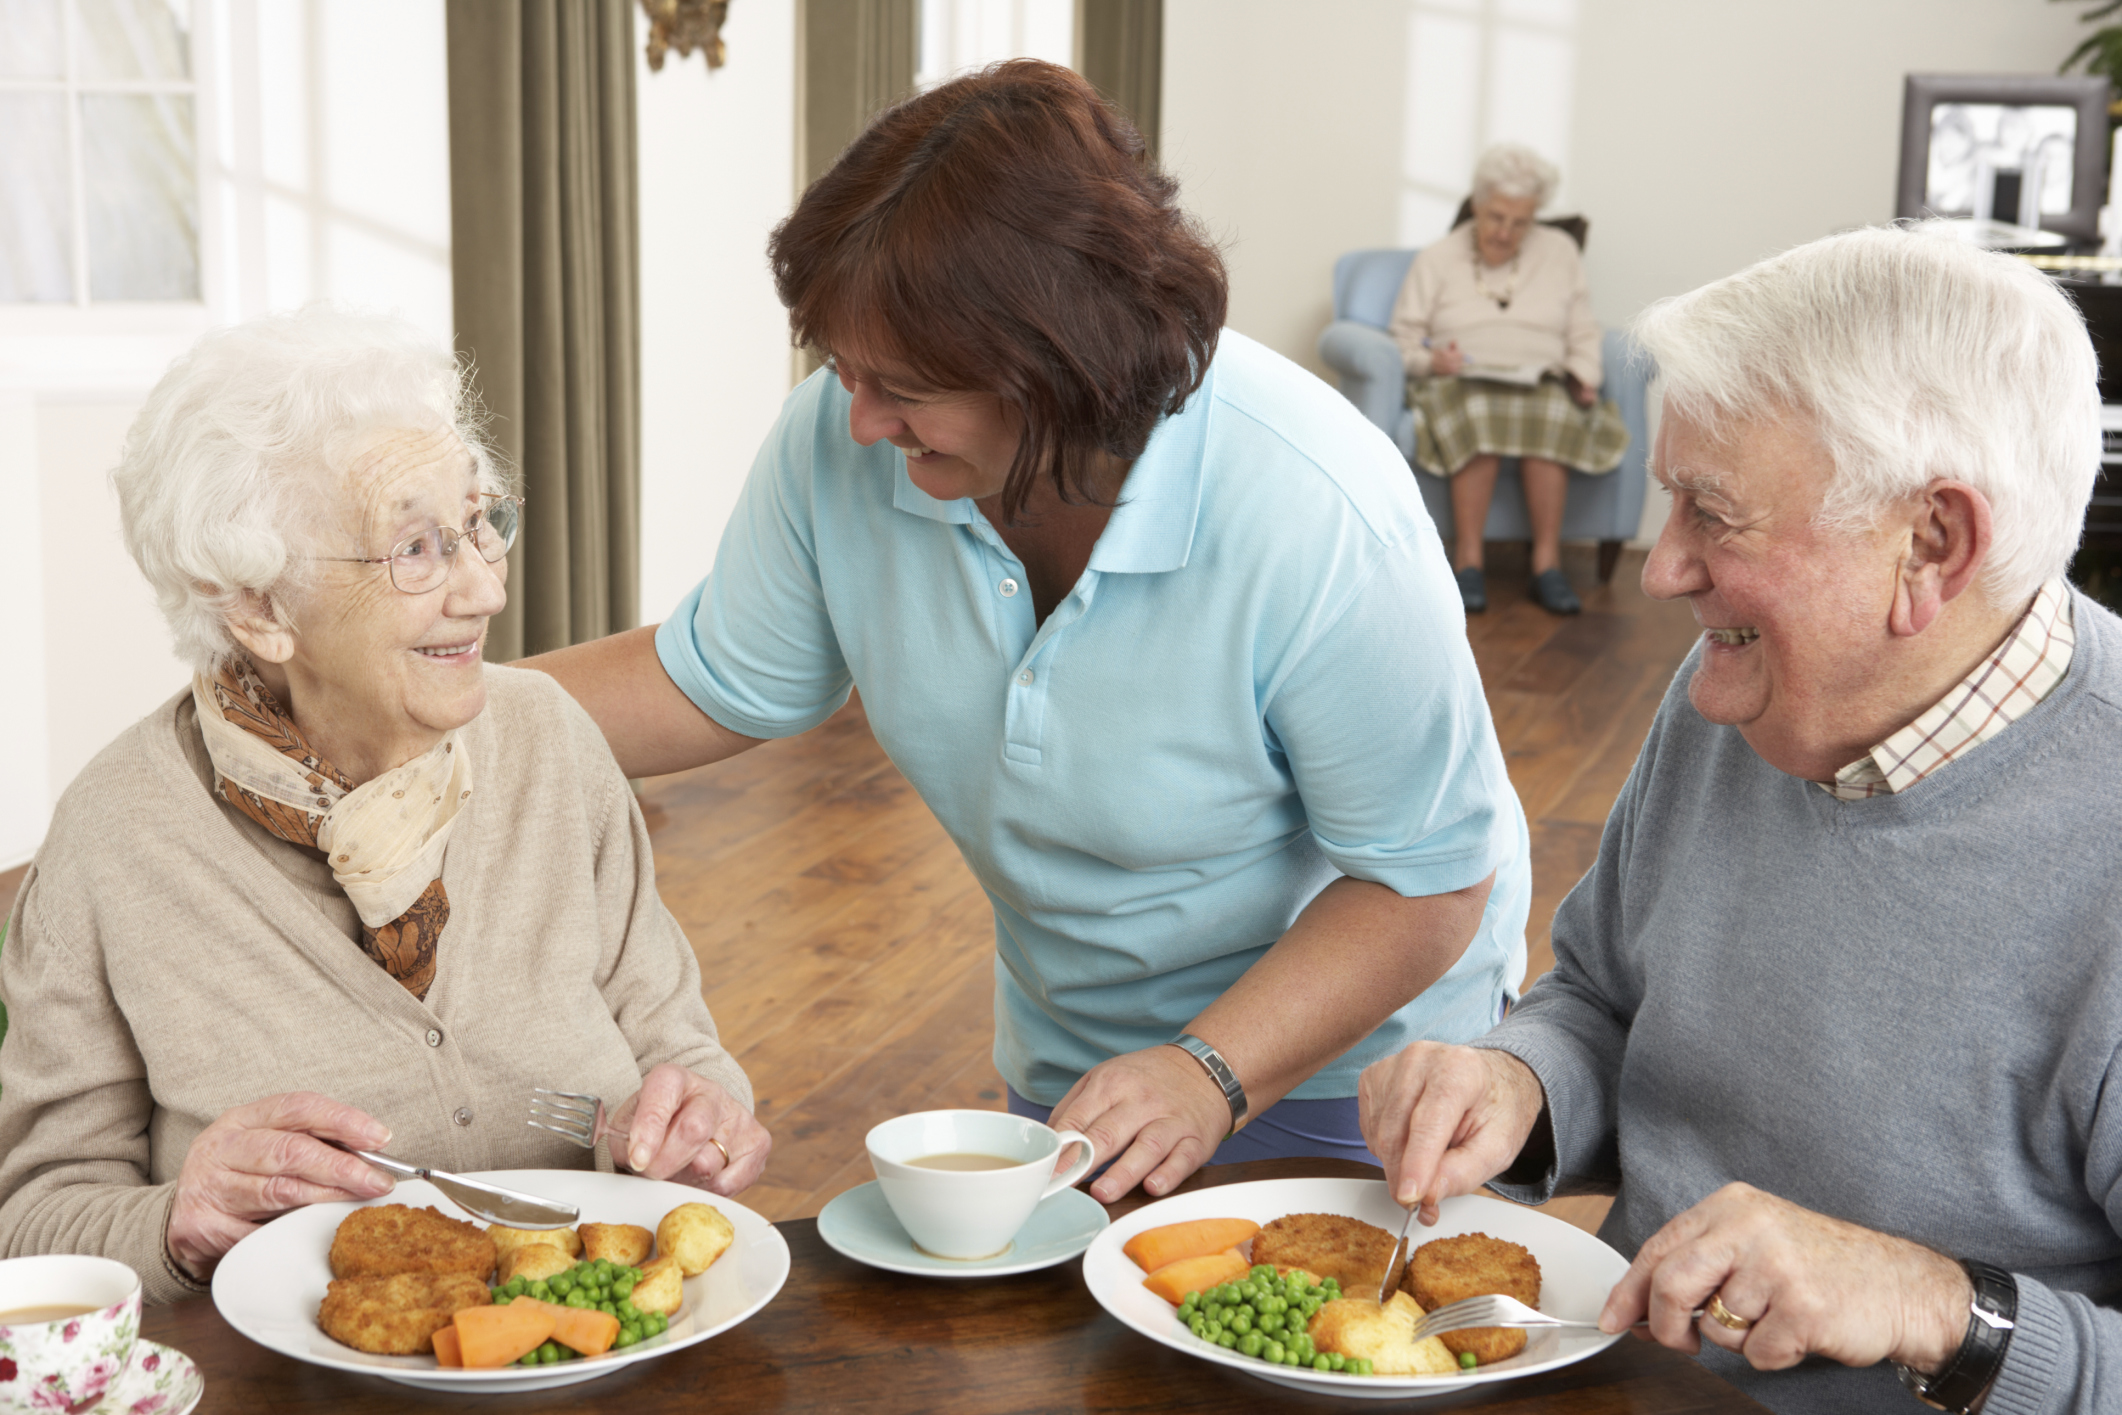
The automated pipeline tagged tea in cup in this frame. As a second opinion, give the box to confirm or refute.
[866,1109,1096,1260]
[0,1254,141,1414]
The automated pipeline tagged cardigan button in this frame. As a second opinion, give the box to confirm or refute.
[426,1029,442,1047]
[453,1107,472,1127]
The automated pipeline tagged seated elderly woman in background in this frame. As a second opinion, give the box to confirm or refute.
[1390,143,1628,615]
[0,308,767,1302]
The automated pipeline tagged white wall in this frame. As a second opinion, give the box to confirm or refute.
[635,0,797,621]
[1162,0,2094,545]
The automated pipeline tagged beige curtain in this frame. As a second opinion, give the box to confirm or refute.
[446,0,641,663]
[1078,0,1162,159]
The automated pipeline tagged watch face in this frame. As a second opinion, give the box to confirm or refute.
[1895,1364,1949,1410]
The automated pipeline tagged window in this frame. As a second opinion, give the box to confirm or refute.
[0,0,202,305]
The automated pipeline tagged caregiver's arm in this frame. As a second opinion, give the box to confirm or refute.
[522,625,763,779]
[1049,870,1493,1203]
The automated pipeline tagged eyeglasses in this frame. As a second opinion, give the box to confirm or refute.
[318,493,523,594]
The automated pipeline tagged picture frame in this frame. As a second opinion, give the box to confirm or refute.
[1897,74,2111,244]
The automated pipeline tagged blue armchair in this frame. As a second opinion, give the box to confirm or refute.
[1316,247,1653,582]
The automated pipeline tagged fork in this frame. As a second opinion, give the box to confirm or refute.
[528,1088,630,1152]
[1409,1293,1685,1341]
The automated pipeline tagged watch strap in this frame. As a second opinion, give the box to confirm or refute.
[1167,1034,1248,1134]
[1895,1260,2016,1413]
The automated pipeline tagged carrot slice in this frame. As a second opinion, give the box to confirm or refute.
[513,1297,622,1358]
[453,1302,557,1368]
[1142,1248,1252,1306]
[430,1323,463,1367]
[1123,1218,1262,1274]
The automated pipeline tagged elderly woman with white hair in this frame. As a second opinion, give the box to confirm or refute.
[1361,226,2122,1413]
[0,307,768,1302]
[1389,143,1628,614]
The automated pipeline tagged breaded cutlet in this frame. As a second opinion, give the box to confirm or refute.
[1250,1212,1399,1295]
[316,1271,492,1355]
[1405,1231,1543,1364]
[328,1203,497,1281]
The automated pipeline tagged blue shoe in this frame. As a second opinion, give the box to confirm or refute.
[1531,567,1581,615]
[1456,566,1487,613]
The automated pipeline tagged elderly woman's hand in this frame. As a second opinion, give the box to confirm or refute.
[1600,1183,1971,1374]
[167,1092,396,1279]
[1430,341,1466,377]
[1357,1042,1544,1223]
[610,1064,770,1195]
[1046,1045,1234,1203]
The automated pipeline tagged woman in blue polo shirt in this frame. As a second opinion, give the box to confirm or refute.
[530,60,1531,1204]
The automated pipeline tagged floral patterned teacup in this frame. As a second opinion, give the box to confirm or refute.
[0,1254,142,1414]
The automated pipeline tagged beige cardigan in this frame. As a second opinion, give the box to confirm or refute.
[1388,223,1602,388]
[0,665,750,1304]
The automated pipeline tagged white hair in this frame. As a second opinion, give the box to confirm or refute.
[1471,144,1559,209]
[1632,224,2100,606]
[114,305,506,673]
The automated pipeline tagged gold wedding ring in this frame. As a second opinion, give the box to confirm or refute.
[1704,1293,1752,1332]
[708,1136,732,1170]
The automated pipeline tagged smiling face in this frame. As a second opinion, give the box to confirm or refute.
[1641,407,1914,777]
[1471,191,1540,268]
[242,426,508,783]
[832,342,1024,503]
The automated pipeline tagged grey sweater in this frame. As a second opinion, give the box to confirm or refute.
[1480,587,2122,1415]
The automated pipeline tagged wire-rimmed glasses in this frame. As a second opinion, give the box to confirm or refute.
[319,493,523,594]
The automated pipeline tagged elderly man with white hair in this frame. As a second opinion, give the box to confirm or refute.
[1390,142,1630,614]
[1359,226,2120,1415]
[0,307,766,1302]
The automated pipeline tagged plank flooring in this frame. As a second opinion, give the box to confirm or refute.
[0,545,1698,1236]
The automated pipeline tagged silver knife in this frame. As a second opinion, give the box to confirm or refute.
[1377,1199,1419,1306]
[331,1143,579,1229]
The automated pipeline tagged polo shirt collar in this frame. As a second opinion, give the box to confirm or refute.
[885,360,1216,573]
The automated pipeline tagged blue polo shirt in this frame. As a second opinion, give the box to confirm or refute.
[657,331,1530,1104]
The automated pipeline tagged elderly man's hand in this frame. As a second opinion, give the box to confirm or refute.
[612,1065,770,1195]
[1048,1045,1234,1203]
[1358,1043,1544,1223]
[1601,1183,1972,1374]
[168,1092,395,1280]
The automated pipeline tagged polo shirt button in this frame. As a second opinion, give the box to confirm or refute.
[999,578,1019,597]
[1017,670,1034,686]
[454,1107,473,1127]
[426,1028,443,1047]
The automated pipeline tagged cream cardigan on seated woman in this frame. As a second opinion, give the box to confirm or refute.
[1389,222,1603,389]
[0,664,751,1303]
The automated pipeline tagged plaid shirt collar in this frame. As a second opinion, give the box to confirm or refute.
[1823,578,2074,801]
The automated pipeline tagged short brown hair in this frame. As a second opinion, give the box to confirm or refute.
[769,60,1227,522]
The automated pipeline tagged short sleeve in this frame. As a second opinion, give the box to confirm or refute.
[1265,540,1519,898]
[654,378,855,740]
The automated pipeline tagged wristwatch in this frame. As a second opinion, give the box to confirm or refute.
[1895,1260,2017,1413]
[1167,1034,1248,1135]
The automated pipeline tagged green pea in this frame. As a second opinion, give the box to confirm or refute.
[1355,1358,1373,1376]
[1328,1353,1347,1372]
[519,1352,539,1367]
[614,1330,638,1349]
[1203,1321,1223,1340]
[618,1301,640,1323]
[1236,1333,1263,1357]
[1188,1317,1206,1338]
[1217,1330,1237,1349]
[1300,1297,1321,1318]
[1257,1311,1282,1334]
[1312,1355,1332,1371]
[649,1314,667,1336]
[529,1281,550,1300]
[1262,1340,1285,1364]
[1459,1351,1478,1370]
[1250,1264,1274,1279]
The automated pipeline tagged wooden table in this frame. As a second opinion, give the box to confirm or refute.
[142,1158,1765,1413]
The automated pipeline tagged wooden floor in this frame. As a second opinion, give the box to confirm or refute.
[0,545,1700,1232]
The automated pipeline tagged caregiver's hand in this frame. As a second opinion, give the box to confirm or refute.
[1358,1042,1543,1224]
[1047,1044,1234,1203]
[1600,1182,1970,1375]
[168,1091,394,1279]
[611,1063,771,1195]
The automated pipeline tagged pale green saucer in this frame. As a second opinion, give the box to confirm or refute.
[817,1180,1110,1279]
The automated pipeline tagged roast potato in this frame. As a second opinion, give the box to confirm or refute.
[580,1222,654,1266]
[657,1203,735,1277]
[497,1243,576,1286]
[630,1254,684,1317]
[487,1223,582,1261]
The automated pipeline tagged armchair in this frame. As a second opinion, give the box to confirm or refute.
[1317,247,1653,582]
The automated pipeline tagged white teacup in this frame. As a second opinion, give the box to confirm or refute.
[0,1254,141,1414]
[866,1109,1097,1260]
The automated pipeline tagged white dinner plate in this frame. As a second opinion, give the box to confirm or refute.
[211,1170,790,1392]
[1083,1177,1629,1401]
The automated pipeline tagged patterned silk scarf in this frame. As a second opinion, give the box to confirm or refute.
[191,658,472,999]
